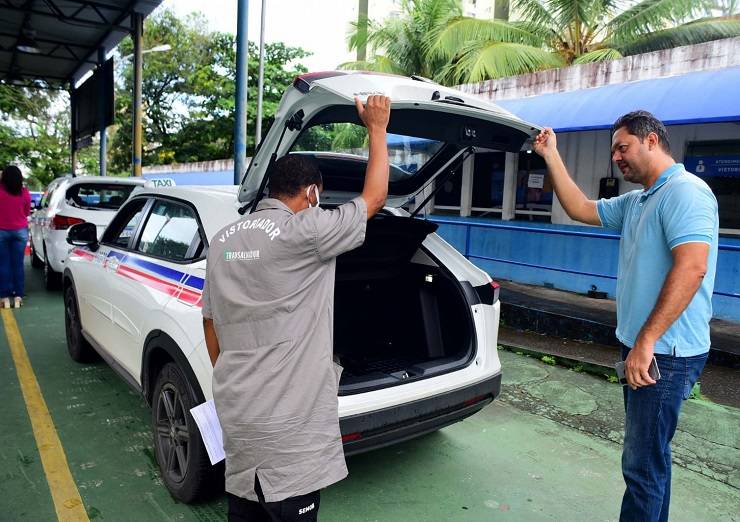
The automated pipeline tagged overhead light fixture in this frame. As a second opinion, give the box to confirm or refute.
[145,44,171,54]
[16,29,41,54]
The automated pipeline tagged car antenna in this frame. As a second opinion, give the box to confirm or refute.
[238,110,304,215]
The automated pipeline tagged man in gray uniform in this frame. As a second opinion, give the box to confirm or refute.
[202,95,391,521]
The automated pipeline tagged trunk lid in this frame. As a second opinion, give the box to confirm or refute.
[238,71,541,207]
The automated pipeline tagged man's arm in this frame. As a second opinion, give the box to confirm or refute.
[203,318,220,367]
[533,128,601,226]
[624,242,709,389]
[355,95,391,219]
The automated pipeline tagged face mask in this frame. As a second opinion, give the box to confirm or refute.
[306,184,320,208]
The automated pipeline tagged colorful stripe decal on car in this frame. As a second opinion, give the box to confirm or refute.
[71,248,203,307]
[103,250,205,292]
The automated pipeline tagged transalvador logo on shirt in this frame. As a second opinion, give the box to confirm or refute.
[224,250,260,261]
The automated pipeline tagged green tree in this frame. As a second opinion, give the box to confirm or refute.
[344,0,740,85]
[109,10,309,172]
[342,0,466,78]
[0,85,72,188]
[431,0,740,82]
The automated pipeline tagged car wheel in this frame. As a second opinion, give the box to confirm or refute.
[152,362,217,502]
[30,240,44,268]
[64,285,96,363]
[43,245,61,290]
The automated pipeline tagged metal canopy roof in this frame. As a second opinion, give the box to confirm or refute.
[0,0,161,90]
[496,66,740,133]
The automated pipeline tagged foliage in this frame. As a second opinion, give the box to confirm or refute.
[0,85,72,188]
[688,381,702,400]
[541,355,557,365]
[344,0,740,84]
[109,10,309,172]
[2,8,309,187]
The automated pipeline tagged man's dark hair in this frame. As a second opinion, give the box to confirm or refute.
[1,165,23,196]
[611,110,670,153]
[268,154,323,198]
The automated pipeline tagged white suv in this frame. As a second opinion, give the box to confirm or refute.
[29,175,145,289]
[63,72,540,502]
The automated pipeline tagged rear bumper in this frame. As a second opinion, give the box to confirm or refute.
[340,371,501,456]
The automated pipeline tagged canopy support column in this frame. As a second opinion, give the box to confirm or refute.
[131,12,143,177]
[98,47,108,176]
[234,0,249,185]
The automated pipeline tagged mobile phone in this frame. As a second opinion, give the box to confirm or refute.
[614,357,661,385]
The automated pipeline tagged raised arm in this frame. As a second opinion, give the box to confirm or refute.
[355,95,391,219]
[533,128,600,226]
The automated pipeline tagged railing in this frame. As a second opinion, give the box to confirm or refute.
[427,216,740,299]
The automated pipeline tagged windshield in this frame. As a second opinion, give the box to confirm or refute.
[292,123,444,182]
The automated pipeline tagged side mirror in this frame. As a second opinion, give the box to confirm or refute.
[67,222,99,251]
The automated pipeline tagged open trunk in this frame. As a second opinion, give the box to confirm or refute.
[333,213,475,395]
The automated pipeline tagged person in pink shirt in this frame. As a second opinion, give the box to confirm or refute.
[0,166,31,308]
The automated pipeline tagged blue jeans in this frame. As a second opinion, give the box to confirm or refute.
[619,346,707,522]
[0,228,28,298]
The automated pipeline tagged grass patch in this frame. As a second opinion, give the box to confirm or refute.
[541,355,556,366]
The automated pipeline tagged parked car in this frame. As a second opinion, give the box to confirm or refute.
[62,71,540,502]
[29,175,145,289]
[29,191,43,209]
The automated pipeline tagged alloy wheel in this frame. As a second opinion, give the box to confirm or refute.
[155,383,191,483]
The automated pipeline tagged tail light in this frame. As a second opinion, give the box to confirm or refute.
[473,278,500,305]
[51,215,85,230]
[341,432,362,443]
[490,280,500,304]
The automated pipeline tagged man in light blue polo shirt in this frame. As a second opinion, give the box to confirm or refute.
[533,110,718,522]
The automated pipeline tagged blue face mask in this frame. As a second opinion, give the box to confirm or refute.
[306,184,320,208]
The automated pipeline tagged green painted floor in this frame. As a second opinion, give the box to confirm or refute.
[1,261,738,521]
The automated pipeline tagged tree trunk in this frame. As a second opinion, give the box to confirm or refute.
[494,0,509,20]
[357,0,369,61]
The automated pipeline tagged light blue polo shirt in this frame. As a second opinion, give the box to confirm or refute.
[597,164,718,356]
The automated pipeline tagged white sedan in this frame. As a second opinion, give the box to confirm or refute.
[63,71,540,502]
[29,175,145,289]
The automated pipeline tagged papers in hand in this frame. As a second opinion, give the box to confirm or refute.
[190,400,225,465]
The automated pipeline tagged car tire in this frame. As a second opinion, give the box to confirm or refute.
[30,241,44,268]
[43,245,61,290]
[64,286,97,363]
[152,362,218,503]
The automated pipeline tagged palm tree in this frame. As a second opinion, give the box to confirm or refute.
[344,0,740,85]
[431,0,740,83]
[342,0,465,78]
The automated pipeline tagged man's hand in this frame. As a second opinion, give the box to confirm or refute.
[355,95,391,133]
[533,127,558,159]
[624,338,657,390]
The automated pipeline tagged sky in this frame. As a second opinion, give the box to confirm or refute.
[160,0,395,71]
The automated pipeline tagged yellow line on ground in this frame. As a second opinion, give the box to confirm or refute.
[1,308,89,522]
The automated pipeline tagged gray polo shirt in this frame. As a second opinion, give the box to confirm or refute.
[202,196,367,502]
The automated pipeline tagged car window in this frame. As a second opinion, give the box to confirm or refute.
[103,199,148,249]
[292,123,444,181]
[136,200,201,262]
[66,183,136,211]
[41,184,59,208]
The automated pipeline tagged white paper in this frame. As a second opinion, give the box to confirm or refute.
[527,173,545,189]
[190,400,225,465]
